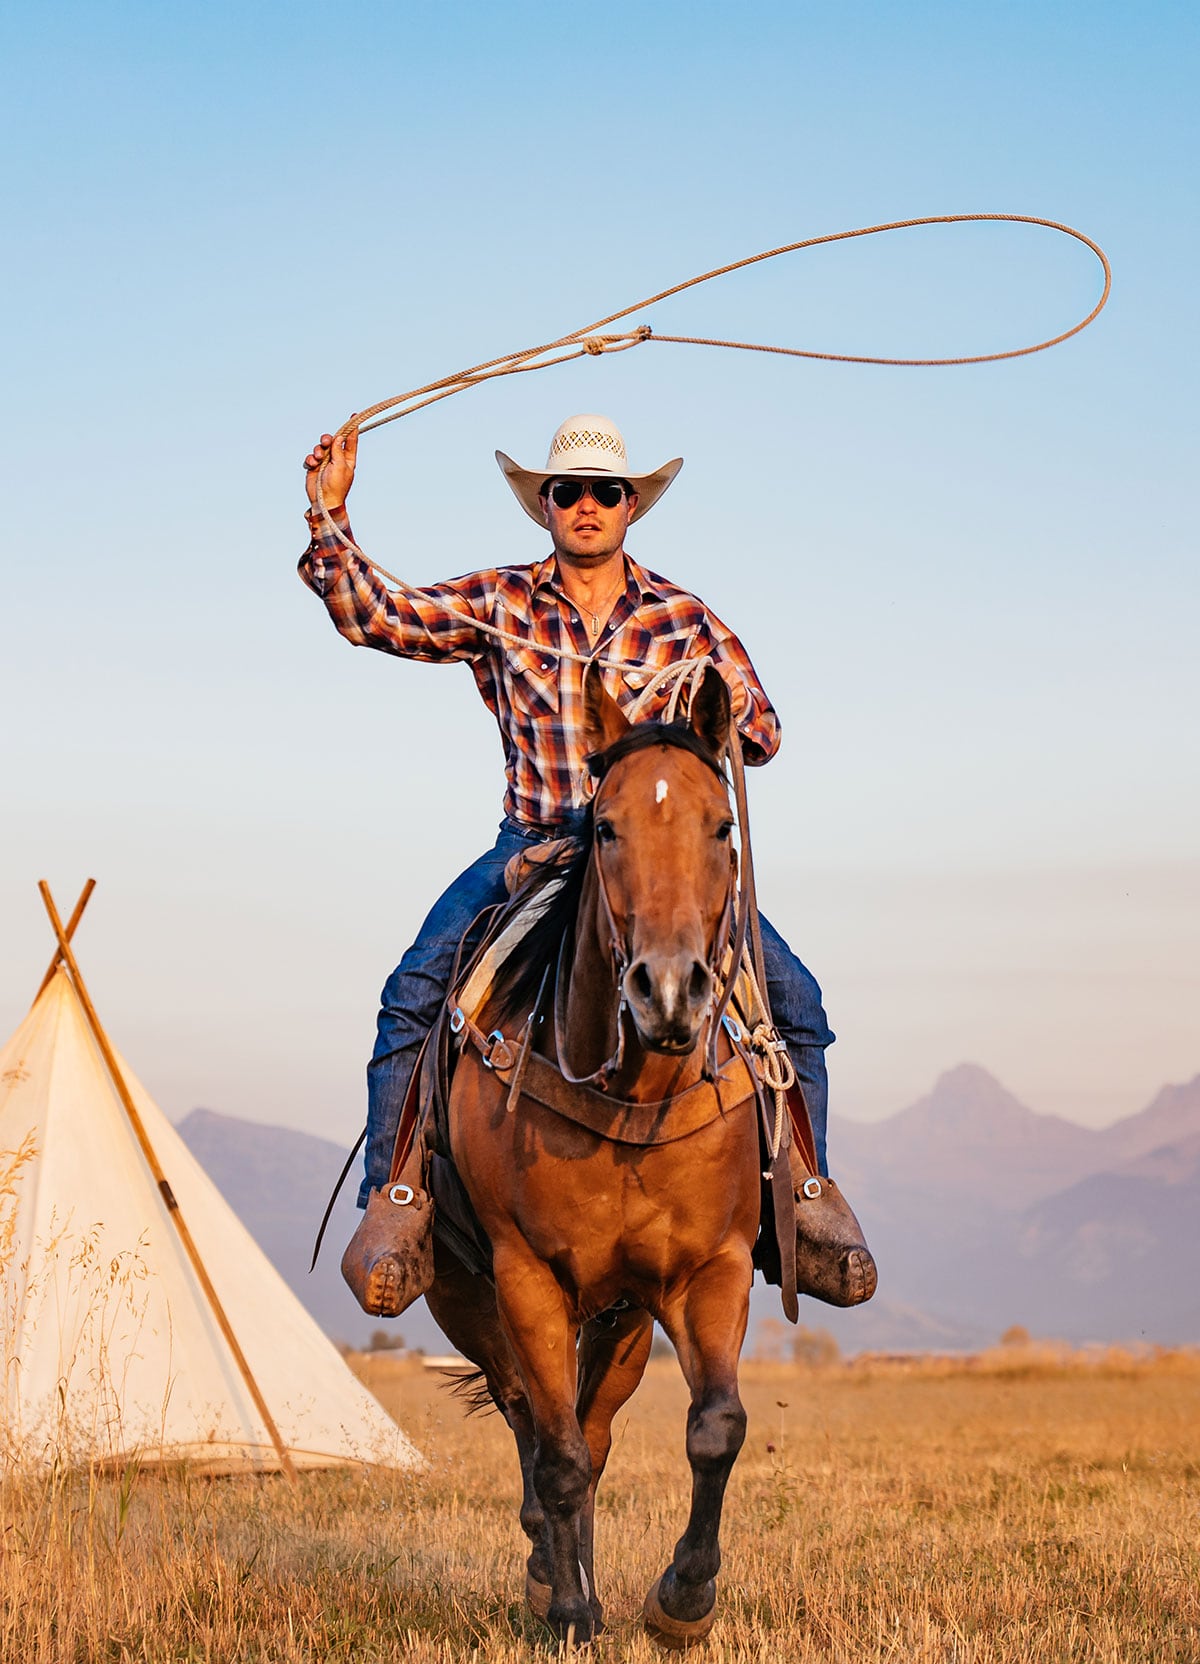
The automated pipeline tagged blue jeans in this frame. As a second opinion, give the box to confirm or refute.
[360,820,835,1204]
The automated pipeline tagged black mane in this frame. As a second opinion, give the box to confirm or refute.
[487,721,727,1025]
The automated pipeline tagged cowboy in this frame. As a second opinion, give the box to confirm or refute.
[300,414,875,1308]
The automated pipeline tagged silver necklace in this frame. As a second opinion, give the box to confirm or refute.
[583,580,623,638]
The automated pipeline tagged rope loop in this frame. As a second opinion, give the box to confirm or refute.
[310,213,1111,686]
[323,213,1109,452]
[749,1023,797,1095]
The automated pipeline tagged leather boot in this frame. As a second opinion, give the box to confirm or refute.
[341,1177,435,1319]
[790,1151,878,1308]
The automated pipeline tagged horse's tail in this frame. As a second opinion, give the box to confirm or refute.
[441,1365,496,1417]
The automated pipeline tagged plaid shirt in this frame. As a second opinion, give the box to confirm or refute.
[299,507,781,830]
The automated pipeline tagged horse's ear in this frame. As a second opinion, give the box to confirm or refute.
[583,661,631,761]
[689,665,732,761]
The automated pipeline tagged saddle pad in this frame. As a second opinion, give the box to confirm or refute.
[455,876,564,1025]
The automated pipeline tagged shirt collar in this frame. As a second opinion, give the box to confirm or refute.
[530,550,666,606]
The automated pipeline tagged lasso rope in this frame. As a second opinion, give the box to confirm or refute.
[307,215,1110,1215]
[310,212,1110,692]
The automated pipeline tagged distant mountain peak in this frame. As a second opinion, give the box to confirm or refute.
[928,1062,1012,1098]
[1134,1074,1200,1120]
[859,1064,1104,1189]
[902,1064,1036,1131]
[1097,1073,1200,1164]
[177,1105,227,1131]
[934,1063,1004,1090]
[177,1105,345,1155]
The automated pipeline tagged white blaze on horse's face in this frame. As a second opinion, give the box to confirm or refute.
[594,746,734,1055]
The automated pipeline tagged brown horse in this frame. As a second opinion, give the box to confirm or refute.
[426,663,764,1646]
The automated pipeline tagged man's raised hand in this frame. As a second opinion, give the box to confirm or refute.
[304,421,359,509]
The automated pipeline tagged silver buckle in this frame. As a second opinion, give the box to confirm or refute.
[449,1007,465,1034]
[482,1030,511,1070]
[722,1012,743,1043]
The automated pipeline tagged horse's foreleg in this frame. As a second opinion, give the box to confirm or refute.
[646,1254,752,1644]
[424,1243,551,1597]
[504,1394,556,1613]
[575,1306,654,1628]
[493,1250,595,1642]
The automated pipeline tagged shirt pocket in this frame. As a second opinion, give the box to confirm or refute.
[504,644,561,717]
[618,627,703,706]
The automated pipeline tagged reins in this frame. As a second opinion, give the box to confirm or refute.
[622,665,793,1148]
[518,710,793,1164]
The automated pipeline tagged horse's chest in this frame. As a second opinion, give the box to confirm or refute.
[513,1141,757,1289]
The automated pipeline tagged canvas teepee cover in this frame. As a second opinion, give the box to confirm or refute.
[1,890,420,1474]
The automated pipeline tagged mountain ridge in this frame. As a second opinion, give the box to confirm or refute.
[176,1062,1200,1353]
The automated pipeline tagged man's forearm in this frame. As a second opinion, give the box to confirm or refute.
[297,509,494,664]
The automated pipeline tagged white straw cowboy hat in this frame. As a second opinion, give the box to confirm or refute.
[496,414,683,526]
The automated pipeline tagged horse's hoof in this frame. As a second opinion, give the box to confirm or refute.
[643,1575,717,1649]
[546,1604,596,1645]
[527,1566,602,1632]
[524,1571,552,1621]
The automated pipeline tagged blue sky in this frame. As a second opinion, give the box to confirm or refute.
[3,1,1196,1144]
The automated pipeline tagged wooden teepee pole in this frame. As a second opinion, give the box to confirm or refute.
[33,878,95,1003]
[37,881,298,1482]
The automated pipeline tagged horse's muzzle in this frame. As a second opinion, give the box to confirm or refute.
[623,953,714,1053]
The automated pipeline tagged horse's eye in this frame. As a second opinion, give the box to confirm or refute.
[596,820,617,845]
[716,821,734,842]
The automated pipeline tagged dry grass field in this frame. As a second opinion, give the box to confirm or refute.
[2,1346,1198,1662]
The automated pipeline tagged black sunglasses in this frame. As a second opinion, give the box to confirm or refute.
[543,478,631,510]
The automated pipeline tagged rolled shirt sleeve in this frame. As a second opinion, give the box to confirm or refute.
[299,507,495,663]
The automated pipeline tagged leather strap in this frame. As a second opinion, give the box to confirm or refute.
[771,1146,799,1322]
[459,1009,756,1146]
[516,1048,756,1145]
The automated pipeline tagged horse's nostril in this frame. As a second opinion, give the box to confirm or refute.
[688,962,710,1004]
[629,962,653,1002]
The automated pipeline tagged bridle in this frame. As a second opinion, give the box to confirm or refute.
[552,736,740,1092]
[445,700,795,1162]
[545,708,797,1162]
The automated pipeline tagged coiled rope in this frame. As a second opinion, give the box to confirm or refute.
[311,211,1110,690]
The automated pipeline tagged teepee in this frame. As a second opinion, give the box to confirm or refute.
[1,882,421,1474]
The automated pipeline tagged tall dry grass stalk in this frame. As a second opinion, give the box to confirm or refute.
[2,1129,176,1471]
[1,1350,1197,1661]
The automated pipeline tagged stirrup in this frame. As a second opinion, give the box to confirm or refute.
[341,1157,435,1318]
[791,1168,878,1308]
